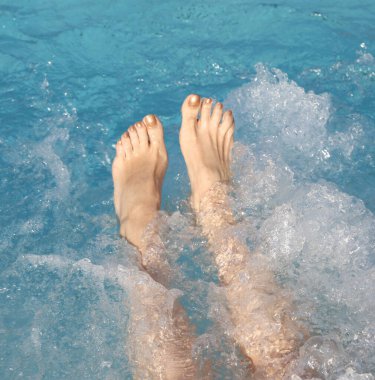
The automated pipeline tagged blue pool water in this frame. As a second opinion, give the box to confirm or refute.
[0,0,374,378]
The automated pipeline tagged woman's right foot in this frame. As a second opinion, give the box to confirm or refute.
[112,114,168,248]
[180,94,235,210]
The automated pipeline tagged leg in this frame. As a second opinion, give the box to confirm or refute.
[180,95,306,379]
[112,114,171,284]
[112,115,196,379]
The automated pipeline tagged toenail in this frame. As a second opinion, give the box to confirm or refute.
[204,98,212,105]
[217,102,223,109]
[188,94,200,106]
[135,122,143,129]
[227,110,233,116]
[144,114,156,126]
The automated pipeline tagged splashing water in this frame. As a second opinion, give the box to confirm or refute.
[2,62,374,379]
[1,1,374,378]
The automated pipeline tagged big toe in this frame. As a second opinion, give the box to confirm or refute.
[143,114,164,146]
[181,94,201,123]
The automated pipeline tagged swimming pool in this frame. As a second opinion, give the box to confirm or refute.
[0,0,374,378]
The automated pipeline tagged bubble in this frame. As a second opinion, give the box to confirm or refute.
[227,64,331,165]
[337,367,374,380]
[226,64,367,180]
[224,66,375,375]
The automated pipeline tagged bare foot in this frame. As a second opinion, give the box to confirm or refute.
[180,94,234,210]
[112,115,168,248]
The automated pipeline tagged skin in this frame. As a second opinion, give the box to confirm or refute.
[180,94,234,211]
[180,94,305,379]
[112,96,305,379]
[112,114,167,249]
[112,114,197,380]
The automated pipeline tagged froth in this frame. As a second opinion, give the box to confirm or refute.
[227,64,331,160]
[226,64,366,178]
[224,63,375,375]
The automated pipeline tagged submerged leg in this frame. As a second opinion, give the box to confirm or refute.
[112,115,196,379]
[180,94,306,378]
[112,114,171,284]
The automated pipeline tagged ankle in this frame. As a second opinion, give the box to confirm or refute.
[190,179,216,211]
[120,204,159,247]
[190,174,229,212]
[195,182,234,230]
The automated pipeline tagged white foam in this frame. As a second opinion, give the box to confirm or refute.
[337,368,374,380]
[226,64,365,177]
[224,66,375,376]
[227,64,331,161]
[231,142,295,215]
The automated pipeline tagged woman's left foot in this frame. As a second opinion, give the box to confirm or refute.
[112,115,168,248]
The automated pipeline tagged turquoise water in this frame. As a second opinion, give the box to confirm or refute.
[0,1,374,379]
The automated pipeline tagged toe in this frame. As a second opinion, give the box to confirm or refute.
[181,94,201,123]
[199,98,213,129]
[128,125,140,152]
[220,110,234,135]
[135,121,149,148]
[121,131,133,157]
[143,114,164,146]
[211,102,223,128]
[115,140,125,158]
[209,102,223,142]
[217,110,234,161]
[224,126,234,164]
